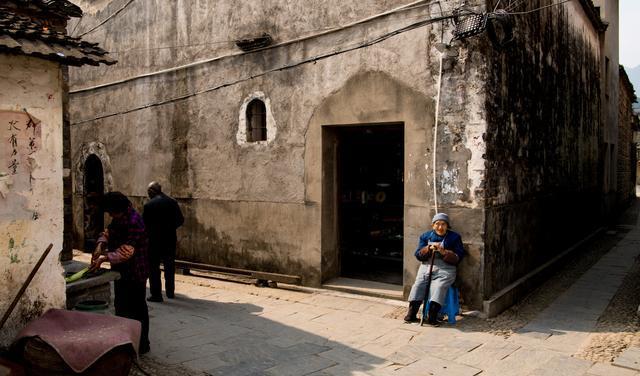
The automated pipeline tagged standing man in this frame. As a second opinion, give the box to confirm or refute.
[91,191,150,353]
[144,181,184,302]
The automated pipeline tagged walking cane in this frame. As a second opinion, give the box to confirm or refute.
[419,248,437,326]
[0,243,53,330]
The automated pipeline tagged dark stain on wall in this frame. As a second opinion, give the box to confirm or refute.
[18,296,45,325]
[483,2,602,297]
[174,199,321,286]
[169,99,191,196]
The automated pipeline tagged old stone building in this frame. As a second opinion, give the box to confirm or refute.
[0,0,113,346]
[67,0,621,314]
[617,66,637,209]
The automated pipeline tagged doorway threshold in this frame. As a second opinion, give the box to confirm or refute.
[322,277,403,300]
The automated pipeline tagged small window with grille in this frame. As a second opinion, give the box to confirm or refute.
[246,99,267,142]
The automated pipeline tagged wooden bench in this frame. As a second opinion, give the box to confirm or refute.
[174,260,302,286]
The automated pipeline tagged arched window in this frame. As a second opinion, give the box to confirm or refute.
[246,99,267,142]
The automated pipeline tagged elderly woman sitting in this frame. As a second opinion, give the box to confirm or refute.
[404,213,464,325]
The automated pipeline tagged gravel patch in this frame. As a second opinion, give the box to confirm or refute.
[454,227,631,338]
[575,252,640,363]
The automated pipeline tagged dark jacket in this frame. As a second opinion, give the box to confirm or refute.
[102,206,149,282]
[143,193,184,248]
[414,229,464,264]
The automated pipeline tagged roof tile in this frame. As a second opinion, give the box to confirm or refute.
[0,5,116,66]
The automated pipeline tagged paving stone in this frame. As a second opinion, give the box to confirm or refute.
[456,341,521,369]
[390,354,482,376]
[168,330,237,348]
[281,342,333,359]
[404,337,484,361]
[387,345,424,366]
[307,364,379,376]
[151,346,212,365]
[541,331,592,353]
[359,328,417,357]
[318,346,368,363]
[526,355,593,376]
[613,347,640,371]
[515,328,553,339]
[285,306,334,322]
[264,355,337,376]
[587,362,640,376]
[353,353,393,368]
[211,342,291,366]
[206,358,280,376]
[362,302,399,317]
[266,334,309,348]
[181,354,228,371]
[481,348,563,376]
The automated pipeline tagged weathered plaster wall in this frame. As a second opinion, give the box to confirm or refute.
[593,0,620,216]
[0,54,65,347]
[483,1,603,297]
[68,0,420,88]
[69,1,489,307]
[617,69,637,207]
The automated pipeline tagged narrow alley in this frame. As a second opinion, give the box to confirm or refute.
[125,201,640,376]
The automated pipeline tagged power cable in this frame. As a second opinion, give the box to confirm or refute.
[505,0,527,11]
[71,1,470,94]
[69,15,83,36]
[503,0,571,15]
[71,12,466,125]
[73,0,432,39]
[432,48,444,214]
[104,10,460,56]
[75,0,136,37]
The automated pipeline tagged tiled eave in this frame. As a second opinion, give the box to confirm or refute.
[0,10,116,66]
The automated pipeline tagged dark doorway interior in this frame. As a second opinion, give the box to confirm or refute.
[337,124,404,285]
[83,155,104,251]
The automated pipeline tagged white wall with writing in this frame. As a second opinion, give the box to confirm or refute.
[0,54,65,347]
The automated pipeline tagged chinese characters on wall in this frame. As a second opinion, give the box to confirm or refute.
[1,110,42,192]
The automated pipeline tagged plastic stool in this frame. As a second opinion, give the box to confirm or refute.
[439,286,460,324]
[423,286,460,324]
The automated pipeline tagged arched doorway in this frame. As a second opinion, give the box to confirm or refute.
[83,154,104,251]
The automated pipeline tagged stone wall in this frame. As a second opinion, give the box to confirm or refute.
[69,1,490,307]
[68,0,419,88]
[0,54,66,347]
[618,67,637,207]
[483,1,604,298]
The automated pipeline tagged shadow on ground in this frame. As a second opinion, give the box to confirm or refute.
[137,294,389,376]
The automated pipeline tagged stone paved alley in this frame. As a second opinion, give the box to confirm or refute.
[120,202,640,376]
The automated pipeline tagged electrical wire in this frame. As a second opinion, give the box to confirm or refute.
[73,0,432,39]
[503,0,571,15]
[504,0,527,12]
[104,10,458,56]
[71,12,463,125]
[75,0,137,37]
[432,49,444,214]
[69,15,83,36]
[71,1,470,94]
